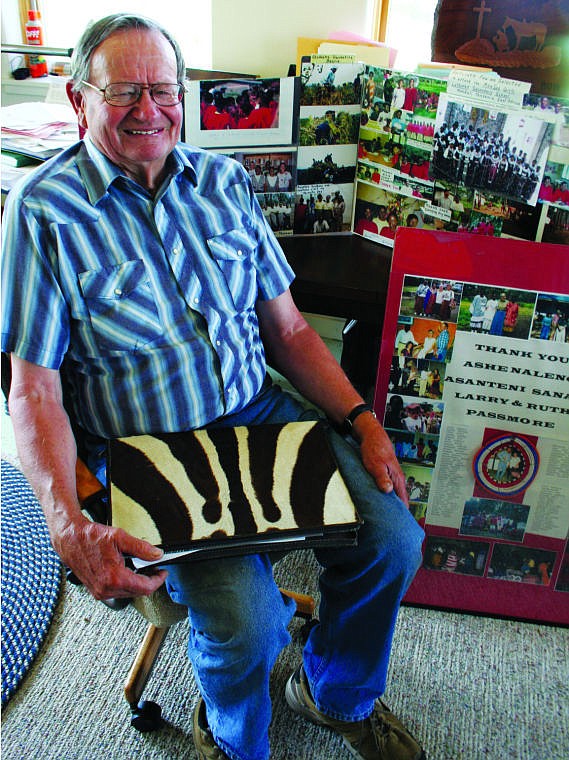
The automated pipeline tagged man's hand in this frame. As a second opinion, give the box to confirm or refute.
[53,515,168,601]
[352,411,409,507]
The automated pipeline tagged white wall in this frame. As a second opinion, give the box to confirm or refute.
[1,0,374,82]
[211,0,374,77]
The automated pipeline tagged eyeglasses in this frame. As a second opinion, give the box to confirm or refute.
[81,81,185,107]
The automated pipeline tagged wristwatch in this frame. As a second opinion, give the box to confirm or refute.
[342,403,376,436]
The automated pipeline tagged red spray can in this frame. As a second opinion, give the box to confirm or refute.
[25,10,48,77]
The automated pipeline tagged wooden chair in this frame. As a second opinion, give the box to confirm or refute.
[2,354,317,730]
[75,456,317,731]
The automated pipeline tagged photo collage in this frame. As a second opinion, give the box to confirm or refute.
[352,66,569,246]
[295,57,365,235]
[383,274,569,592]
[185,66,568,245]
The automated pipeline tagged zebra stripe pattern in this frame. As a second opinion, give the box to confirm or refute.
[109,421,359,551]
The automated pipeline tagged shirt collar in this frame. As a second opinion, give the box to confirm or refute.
[77,136,197,205]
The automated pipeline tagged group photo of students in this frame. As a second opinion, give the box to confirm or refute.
[431,113,552,205]
[199,79,280,130]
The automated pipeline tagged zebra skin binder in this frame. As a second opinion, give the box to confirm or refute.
[107,421,362,569]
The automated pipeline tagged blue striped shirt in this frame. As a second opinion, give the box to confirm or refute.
[1,138,294,438]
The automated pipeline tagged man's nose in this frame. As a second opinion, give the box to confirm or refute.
[131,88,161,116]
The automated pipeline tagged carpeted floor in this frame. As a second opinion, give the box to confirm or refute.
[1,548,568,760]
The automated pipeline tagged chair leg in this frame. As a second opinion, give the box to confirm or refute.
[280,589,319,643]
[280,588,316,619]
[124,623,170,731]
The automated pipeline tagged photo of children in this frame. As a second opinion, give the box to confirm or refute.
[360,67,444,145]
[356,66,442,210]
[352,186,432,243]
[457,285,537,339]
[465,189,542,241]
[388,429,438,466]
[394,317,457,363]
[400,277,462,323]
[384,394,444,435]
[234,150,297,193]
[423,537,490,577]
[186,77,296,149]
[530,293,569,343]
[389,355,445,400]
[356,159,432,200]
[403,466,434,504]
[199,79,281,131]
[227,149,298,238]
[460,498,530,543]
[258,193,295,236]
[464,210,504,236]
[537,157,569,210]
[431,95,554,206]
[294,187,354,234]
[358,108,415,172]
[488,545,556,585]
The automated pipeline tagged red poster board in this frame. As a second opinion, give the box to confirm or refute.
[374,228,569,624]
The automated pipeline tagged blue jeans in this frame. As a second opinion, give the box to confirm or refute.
[165,380,425,760]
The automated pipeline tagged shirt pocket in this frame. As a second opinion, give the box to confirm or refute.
[206,227,257,312]
[78,260,163,352]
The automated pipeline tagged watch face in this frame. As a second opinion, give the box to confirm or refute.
[473,434,540,497]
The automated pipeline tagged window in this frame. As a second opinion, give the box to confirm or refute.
[384,0,439,71]
[5,0,212,69]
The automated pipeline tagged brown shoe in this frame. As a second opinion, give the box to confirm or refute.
[285,666,425,760]
[192,698,229,760]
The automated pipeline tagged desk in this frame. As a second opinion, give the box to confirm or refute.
[280,233,393,325]
[280,233,393,398]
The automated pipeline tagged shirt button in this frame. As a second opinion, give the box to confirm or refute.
[114,288,122,296]
[173,246,181,255]
[193,297,199,304]
[216,340,221,346]
[237,249,243,256]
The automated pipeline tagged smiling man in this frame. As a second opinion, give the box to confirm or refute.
[2,14,425,760]
[68,21,184,190]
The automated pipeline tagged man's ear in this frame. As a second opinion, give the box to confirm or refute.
[66,80,88,131]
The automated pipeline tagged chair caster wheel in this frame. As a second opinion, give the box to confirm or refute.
[298,617,319,644]
[130,700,163,732]
[65,567,82,585]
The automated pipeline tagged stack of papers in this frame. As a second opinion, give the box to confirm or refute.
[297,33,397,72]
[1,101,79,160]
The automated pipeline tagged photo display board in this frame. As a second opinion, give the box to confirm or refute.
[374,228,569,624]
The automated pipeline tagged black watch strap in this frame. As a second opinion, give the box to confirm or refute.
[342,403,376,435]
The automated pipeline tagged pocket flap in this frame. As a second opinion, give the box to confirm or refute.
[206,228,255,261]
[79,260,148,300]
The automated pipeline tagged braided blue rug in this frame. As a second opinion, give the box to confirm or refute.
[1,460,62,706]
